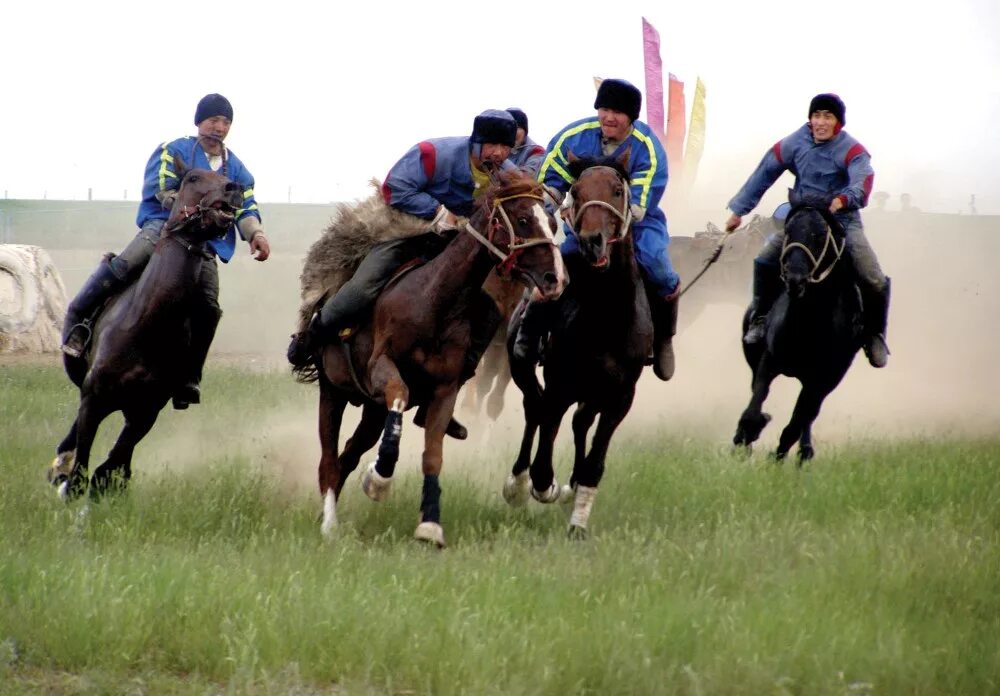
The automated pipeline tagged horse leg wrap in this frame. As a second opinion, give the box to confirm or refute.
[568,485,598,530]
[320,489,338,538]
[373,410,403,479]
[419,474,442,525]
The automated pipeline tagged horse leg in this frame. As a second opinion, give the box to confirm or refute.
[90,405,159,498]
[529,389,575,504]
[360,354,409,502]
[570,402,599,489]
[47,419,79,488]
[60,394,111,500]
[338,401,389,496]
[567,390,635,539]
[413,386,458,548]
[733,355,776,451]
[486,344,512,421]
[775,379,837,462]
[317,378,347,537]
[798,424,815,463]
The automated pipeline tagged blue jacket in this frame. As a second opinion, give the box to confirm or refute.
[538,117,668,229]
[728,124,874,221]
[381,136,510,219]
[136,136,261,262]
[508,135,545,176]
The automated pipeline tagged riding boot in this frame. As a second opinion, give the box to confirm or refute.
[743,258,782,345]
[173,305,221,410]
[61,258,127,358]
[413,405,469,441]
[511,296,553,365]
[648,291,679,381]
[861,276,891,368]
[287,315,319,368]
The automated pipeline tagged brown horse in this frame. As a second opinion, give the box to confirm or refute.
[504,153,651,538]
[312,169,566,546]
[47,160,243,499]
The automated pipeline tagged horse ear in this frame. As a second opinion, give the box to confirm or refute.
[617,146,631,170]
[174,153,188,181]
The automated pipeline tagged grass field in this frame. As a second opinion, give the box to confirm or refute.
[1,361,998,695]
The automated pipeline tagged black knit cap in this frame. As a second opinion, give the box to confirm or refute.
[594,79,642,123]
[506,107,529,134]
[808,93,846,125]
[471,109,517,147]
[194,93,234,125]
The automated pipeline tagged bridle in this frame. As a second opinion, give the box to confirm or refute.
[462,190,558,277]
[564,166,632,243]
[779,206,846,284]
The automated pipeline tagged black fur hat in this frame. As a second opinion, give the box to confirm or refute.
[506,107,529,134]
[593,79,642,123]
[471,109,517,147]
[194,93,234,126]
[808,93,846,125]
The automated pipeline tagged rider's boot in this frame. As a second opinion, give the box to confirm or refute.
[173,305,221,410]
[61,259,127,358]
[413,405,468,441]
[743,258,782,345]
[510,296,553,365]
[287,315,320,368]
[861,276,891,368]
[649,290,679,381]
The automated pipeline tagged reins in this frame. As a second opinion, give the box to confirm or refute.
[462,190,557,276]
[780,209,846,283]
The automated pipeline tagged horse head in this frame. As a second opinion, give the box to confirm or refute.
[475,168,566,301]
[564,149,632,269]
[164,155,244,241]
[780,194,847,298]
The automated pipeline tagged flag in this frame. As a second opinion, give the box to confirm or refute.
[666,73,686,176]
[641,18,665,139]
[684,77,707,189]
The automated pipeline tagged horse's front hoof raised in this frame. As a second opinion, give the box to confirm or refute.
[361,462,392,502]
[502,471,531,507]
[414,521,446,548]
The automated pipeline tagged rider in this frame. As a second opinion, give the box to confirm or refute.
[724,92,890,368]
[61,93,271,406]
[505,107,545,176]
[512,78,681,381]
[286,109,520,439]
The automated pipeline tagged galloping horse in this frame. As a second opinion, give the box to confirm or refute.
[48,159,243,498]
[308,169,566,546]
[733,195,863,462]
[504,153,652,538]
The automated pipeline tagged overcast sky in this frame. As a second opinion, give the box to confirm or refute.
[2,0,998,215]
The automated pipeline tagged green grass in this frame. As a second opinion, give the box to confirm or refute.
[1,362,998,694]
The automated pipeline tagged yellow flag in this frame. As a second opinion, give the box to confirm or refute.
[593,76,604,91]
[684,77,707,189]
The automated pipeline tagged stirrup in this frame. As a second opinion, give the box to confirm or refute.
[61,322,93,359]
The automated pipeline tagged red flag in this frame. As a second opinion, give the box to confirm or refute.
[666,73,686,176]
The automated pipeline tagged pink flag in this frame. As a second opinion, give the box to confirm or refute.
[641,18,665,139]
[666,73,686,175]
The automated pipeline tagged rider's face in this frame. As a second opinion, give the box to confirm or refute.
[478,142,512,167]
[197,116,232,150]
[598,108,632,141]
[809,111,839,142]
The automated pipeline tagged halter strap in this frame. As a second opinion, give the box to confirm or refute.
[779,210,846,284]
[566,166,632,240]
[462,191,557,273]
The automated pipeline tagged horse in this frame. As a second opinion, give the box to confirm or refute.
[732,195,864,462]
[306,169,566,547]
[47,159,243,499]
[503,152,652,538]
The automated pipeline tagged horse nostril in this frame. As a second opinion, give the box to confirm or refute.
[543,272,557,287]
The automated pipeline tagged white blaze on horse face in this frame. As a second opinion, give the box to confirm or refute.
[532,201,567,291]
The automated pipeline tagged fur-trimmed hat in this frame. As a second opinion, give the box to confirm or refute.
[194,93,234,126]
[506,107,529,135]
[808,93,846,125]
[471,109,517,147]
[593,79,642,123]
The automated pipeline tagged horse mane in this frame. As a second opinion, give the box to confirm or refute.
[566,155,629,182]
[479,168,543,210]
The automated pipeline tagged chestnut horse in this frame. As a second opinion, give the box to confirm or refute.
[312,170,566,546]
[504,154,652,538]
[48,160,243,499]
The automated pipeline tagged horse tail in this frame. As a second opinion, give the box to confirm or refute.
[292,360,320,385]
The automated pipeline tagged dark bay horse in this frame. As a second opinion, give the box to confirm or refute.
[504,153,652,538]
[47,160,243,498]
[310,170,566,546]
[733,196,863,461]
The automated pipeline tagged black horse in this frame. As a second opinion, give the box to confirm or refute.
[504,153,653,538]
[733,195,864,462]
[47,160,243,499]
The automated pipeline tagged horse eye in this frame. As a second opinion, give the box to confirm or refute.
[615,186,624,197]
[517,217,529,226]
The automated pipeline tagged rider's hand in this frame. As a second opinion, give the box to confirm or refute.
[725,212,742,232]
[433,207,459,233]
[829,197,845,214]
[630,203,646,222]
[249,232,270,261]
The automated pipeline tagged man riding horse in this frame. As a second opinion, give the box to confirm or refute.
[505,107,545,176]
[725,93,891,368]
[286,108,522,439]
[512,79,681,381]
[61,93,271,407]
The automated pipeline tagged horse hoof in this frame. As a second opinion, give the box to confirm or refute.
[798,446,815,463]
[558,484,575,505]
[414,521,446,548]
[772,450,787,462]
[47,451,75,485]
[57,479,70,500]
[502,471,531,507]
[530,481,562,504]
[567,524,589,541]
[361,462,392,502]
